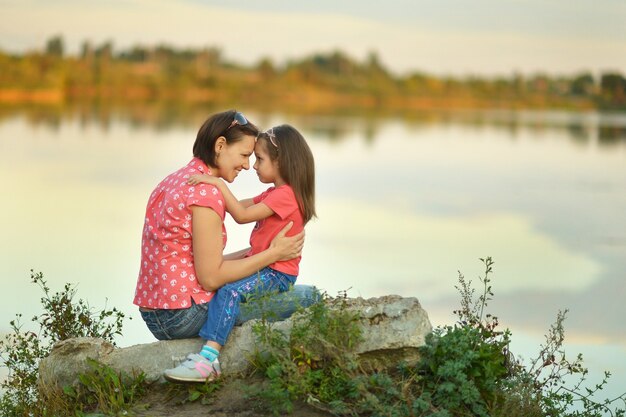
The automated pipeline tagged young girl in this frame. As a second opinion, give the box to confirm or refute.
[164,124,316,383]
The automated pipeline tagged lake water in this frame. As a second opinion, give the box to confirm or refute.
[1,108,625,401]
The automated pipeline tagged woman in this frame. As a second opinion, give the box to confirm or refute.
[134,110,317,341]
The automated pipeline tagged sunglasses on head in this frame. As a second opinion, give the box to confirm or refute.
[225,111,248,132]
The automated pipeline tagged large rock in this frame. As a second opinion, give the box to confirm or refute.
[39,295,432,390]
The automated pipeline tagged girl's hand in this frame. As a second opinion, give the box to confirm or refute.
[188,174,219,186]
[269,222,305,261]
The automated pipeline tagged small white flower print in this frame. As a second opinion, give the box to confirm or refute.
[170,279,177,286]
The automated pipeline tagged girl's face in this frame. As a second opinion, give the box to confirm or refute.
[253,140,282,185]
[215,134,256,183]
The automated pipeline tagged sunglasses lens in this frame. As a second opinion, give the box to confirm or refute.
[234,112,248,126]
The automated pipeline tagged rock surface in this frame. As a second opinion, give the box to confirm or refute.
[39,295,432,390]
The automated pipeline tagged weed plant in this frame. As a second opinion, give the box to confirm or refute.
[248,290,364,414]
[163,374,223,407]
[62,358,147,416]
[0,270,130,417]
[249,257,626,416]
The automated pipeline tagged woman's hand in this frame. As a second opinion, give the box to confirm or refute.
[269,222,305,261]
[188,174,221,186]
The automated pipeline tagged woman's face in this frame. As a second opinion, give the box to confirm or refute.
[216,134,256,182]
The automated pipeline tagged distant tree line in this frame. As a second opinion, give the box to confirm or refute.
[0,35,624,110]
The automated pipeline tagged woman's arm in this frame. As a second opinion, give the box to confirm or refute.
[189,175,272,224]
[191,206,303,291]
[223,247,250,260]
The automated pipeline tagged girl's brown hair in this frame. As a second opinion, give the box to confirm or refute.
[193,110,259,167]
[257,124,316,223]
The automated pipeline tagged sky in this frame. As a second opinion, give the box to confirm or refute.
[1,0,626,76]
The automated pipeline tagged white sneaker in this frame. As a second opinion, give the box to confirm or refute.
[163,353,221,383]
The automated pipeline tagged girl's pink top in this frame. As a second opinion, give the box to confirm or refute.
[248,185,303,276]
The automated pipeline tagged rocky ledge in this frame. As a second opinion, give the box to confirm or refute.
[39,295,432,391]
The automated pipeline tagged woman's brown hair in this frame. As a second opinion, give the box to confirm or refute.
[193,110,259,167]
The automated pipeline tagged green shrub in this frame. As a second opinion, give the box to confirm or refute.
[62,358,146,416]
[248,257,626,417]
[0,270,128,417]
[249,290,364,415]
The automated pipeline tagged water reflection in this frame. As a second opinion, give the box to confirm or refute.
[2,104,626,145]
[0,107,625,399]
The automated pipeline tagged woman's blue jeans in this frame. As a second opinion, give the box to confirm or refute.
[140,281,320,341]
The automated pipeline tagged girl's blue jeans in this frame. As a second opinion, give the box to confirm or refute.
[199,267,295,345]
[140,273,320,342]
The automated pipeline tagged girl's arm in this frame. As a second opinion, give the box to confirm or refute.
[188,174,273,224]
[191,206,303,291]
